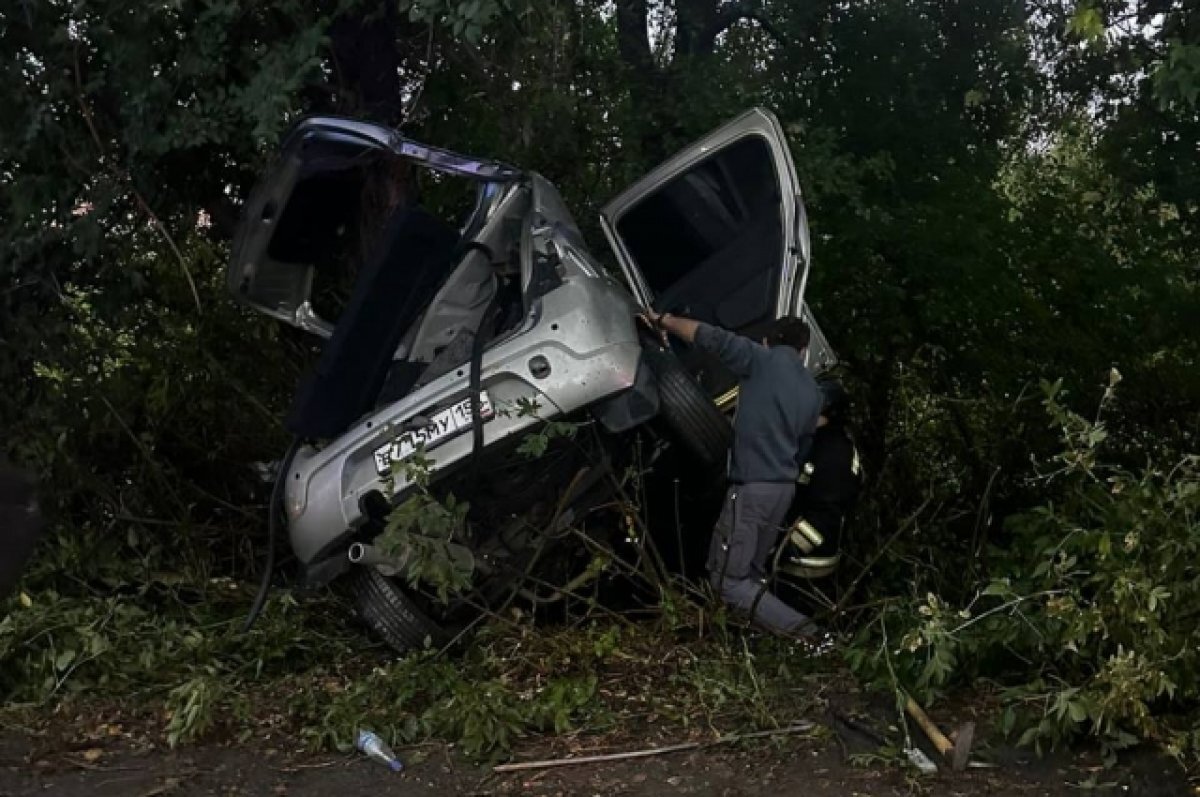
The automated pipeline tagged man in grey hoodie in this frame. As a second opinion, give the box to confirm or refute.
[643,311,822,637]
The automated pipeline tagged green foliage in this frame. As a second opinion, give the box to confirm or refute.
[1,0,1196,768]
[377,489,475,602]
[1067,4,1107,44]
[847,382,1200,761]
[283,620,818,759]
[516,419,579,459]
[1154,41,1200,110]
[379,455,476,602]
[372,405,580,604]
[165,672,228,747]
[0,579,358,709]
[399,0,523,43]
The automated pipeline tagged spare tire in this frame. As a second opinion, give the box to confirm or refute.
[350,567,450,655]
[641,343,732,472]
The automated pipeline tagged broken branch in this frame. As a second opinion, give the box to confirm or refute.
[492,722,815,773]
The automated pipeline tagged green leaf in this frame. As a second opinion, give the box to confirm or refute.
[517,433,549,458]
[981,580,1011,598]
[1001,706,1016,735]
[1068,5,1105,42]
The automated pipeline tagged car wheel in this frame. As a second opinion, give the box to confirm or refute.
[641,343,733,471]
[350,567,450,655]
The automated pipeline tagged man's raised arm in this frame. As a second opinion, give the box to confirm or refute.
[645,311,765,378]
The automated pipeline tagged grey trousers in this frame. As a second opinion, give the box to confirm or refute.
[706,482,815,635]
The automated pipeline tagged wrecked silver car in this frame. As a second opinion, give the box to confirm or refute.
[229,108,835,651]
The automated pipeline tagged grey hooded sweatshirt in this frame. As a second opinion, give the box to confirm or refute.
[693,323,822,484]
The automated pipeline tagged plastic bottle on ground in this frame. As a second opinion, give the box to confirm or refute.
[356,729,404,772]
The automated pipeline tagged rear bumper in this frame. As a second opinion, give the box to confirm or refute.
[283,274,641,564]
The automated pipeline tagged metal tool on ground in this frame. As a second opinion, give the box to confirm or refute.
[903,695,975,772]
[832,708,945,775]
[832,709,938,774]
[356,729,404,772]
[904,745,939,775]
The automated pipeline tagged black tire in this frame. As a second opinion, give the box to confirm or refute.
[641,343,733,471]
[350,567,450,655]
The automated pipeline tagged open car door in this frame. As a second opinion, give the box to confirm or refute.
[600,108,811,338]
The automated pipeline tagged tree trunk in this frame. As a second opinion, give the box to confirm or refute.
[615,0,670,161]
[329,5,405,124]
[675,0,720,57]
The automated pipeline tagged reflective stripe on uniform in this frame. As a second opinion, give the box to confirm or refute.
[787,518,824,553]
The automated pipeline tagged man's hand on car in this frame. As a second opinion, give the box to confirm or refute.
[637,310,701,345]
[637,310,669,345]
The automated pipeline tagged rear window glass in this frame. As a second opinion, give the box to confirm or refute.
[267,144,478,323]
[615,136,780,296]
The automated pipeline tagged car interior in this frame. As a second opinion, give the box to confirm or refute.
[614,135,784,331]
[266,141,530,440]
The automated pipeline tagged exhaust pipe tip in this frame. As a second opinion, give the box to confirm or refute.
[348,542,406,577]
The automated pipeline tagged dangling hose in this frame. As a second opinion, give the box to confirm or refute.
[243,436,302,632]
[468,295,502,463]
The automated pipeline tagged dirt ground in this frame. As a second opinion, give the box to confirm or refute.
[2,717,1191,797]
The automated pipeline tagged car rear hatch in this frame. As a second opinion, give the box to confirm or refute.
[228,117,526,440]
[227,116,522,336]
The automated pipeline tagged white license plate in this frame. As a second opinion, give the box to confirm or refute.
[373,392,495,474]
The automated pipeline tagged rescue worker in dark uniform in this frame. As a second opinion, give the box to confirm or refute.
[777,379,862,580]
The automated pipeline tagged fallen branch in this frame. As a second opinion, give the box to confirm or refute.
[492,722,815,773]
[947,589,1067,636]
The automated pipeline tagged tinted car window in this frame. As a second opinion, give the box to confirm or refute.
[615,136,779,297]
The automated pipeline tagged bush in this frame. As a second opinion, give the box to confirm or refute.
[847,374,1200,763]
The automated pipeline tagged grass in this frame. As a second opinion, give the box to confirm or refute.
[1,578,838,762]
